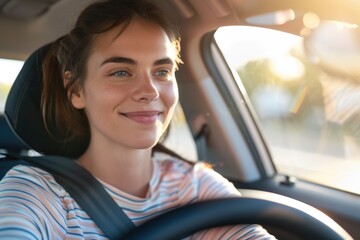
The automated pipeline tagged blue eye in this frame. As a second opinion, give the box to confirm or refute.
[110,71,130,77]
[154,69,175,80]
[157,70,170,76]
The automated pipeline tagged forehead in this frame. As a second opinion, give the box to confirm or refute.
[89,18,177,63]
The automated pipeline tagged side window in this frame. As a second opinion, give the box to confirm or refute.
[0,58,23,111]
[214,26,360,195]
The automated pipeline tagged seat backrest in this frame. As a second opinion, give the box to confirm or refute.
[0,113,29,154]
[0,112,30,178]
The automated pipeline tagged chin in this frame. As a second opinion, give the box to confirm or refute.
[130,137,161,150]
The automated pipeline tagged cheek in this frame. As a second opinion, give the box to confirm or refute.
[163,82,179,111]
[89,83,126,104]
[161,82,179,132]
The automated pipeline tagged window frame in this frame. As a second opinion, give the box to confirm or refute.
[202,31,276,178]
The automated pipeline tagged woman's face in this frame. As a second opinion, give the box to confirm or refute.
[70,17,179,150]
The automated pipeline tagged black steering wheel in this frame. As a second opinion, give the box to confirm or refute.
[120,193,352,240]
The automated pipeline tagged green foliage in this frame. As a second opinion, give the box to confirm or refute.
[237,49,325,112]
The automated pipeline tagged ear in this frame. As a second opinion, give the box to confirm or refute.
[63,71,86,109]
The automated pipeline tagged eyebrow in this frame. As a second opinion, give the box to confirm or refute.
[100,57,135,66]
[154,58,175,66]
[100,56,175,67]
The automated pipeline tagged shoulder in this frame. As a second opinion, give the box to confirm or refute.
[158,158,229,182]
[156,158,240,199]
[0,164,66,199]
[157,157,194,174]
[2,164,53,182]
[154,158,195,189]
[156,157,217,181]
[156,158,229,182]
[2,164,57,183]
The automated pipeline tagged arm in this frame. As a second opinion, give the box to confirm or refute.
[193,163,276,240]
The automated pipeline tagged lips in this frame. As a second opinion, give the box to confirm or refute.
[120,111,162,124]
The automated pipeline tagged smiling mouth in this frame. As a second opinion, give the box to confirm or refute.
[120,111,162,124]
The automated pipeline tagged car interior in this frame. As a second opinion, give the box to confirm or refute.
[1,0,360,239]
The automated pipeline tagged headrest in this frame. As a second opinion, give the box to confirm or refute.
[4,44,89,158]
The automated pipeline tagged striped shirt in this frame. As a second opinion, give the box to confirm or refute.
[0,158,275,239]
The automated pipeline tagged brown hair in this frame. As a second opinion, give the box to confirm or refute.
[41,0,182,144]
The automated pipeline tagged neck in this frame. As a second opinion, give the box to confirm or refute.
[78,142,154,198]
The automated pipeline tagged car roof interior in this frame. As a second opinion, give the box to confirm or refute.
[2,0,359,60]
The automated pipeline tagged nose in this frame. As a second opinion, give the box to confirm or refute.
[132,74,160,102]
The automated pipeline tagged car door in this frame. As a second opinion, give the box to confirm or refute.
[204,8,360,240]
[171,0,360,238]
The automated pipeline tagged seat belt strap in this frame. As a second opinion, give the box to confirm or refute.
[3,153,135,240]
[194,124,210,160]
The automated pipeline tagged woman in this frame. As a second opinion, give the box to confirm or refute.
[0,0,275,239]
